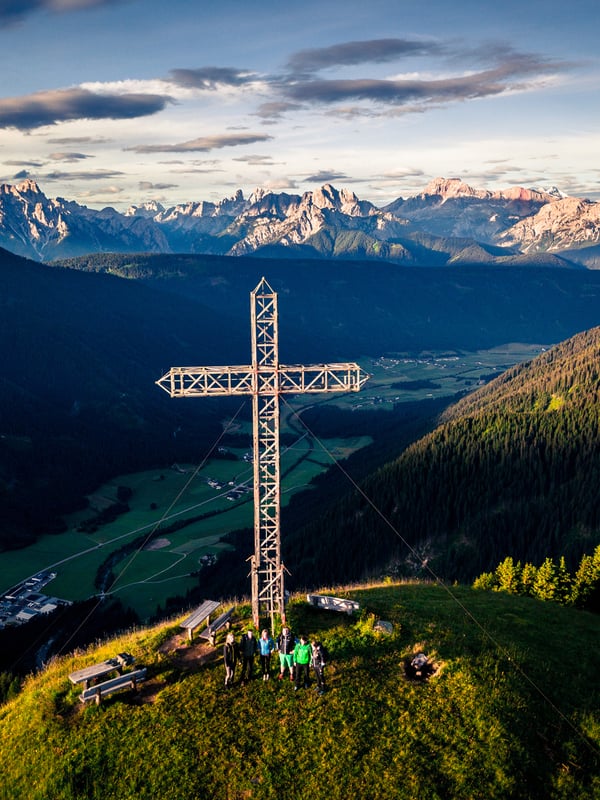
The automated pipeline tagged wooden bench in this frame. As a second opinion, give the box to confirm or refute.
[180,599,220,642]
[198,607,234,645]
[79,668,147,705]
[306,593,360,615]
[68,652,135,689]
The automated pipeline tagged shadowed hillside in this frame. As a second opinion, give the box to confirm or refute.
[278,327,600,586]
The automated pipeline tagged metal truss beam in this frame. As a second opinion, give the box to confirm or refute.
[156,277,368,626]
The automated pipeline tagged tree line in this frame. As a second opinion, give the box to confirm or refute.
[472,546,600,612]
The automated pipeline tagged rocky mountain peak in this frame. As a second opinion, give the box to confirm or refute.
[421,177,491,201]
[125,200,166,218]
[15,178,43,196]
[1,178,44,198]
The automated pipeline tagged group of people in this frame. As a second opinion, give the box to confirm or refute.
[223,625,327,694]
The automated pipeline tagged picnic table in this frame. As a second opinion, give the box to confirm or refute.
[68,652,135,689]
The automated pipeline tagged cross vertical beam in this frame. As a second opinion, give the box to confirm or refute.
[250,281,283,624]
[156,277,368,627]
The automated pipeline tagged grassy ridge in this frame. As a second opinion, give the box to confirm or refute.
[1,583,598,799]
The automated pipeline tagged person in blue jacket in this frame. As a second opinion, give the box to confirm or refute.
[258,628,275,681]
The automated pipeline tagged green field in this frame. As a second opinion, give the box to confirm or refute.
[2,344,545,621]
[1,434,371,620]
[1,582,598,799]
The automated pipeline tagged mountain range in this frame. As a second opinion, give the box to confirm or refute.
[1,177,599,266]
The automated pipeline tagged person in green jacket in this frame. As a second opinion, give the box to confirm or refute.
[293,635,312,690]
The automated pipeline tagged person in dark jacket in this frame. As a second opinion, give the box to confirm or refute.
[223,632,238,688]
[239,629,258,684]
[311,640,327,695]
[276,625,295,681]
[293,635,312,690]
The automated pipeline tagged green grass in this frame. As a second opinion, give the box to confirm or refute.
[1,583,598,799]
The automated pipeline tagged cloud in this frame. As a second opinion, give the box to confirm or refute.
[253,101,302,121]
[138,180,178,190]
[287,38,444,73]
[42,168,124,180]
[47,135,110,144]
[232,154,280,165]
[48,151,93,161]
[168,67,256,90]
[0,0,128,27]
[5,159,44,167]
[303,169,351,183]
[282,53,568,110]
[0,87,172,130]
[127,132,273,153]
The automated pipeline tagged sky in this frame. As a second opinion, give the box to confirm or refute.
[0,0,598,210]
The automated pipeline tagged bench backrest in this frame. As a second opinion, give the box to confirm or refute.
[306,594,360,613]
[79,668,147,702]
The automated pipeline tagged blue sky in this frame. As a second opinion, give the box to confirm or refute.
[0,0,598,209]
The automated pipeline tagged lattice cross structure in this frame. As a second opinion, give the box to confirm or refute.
[156,278,368,625]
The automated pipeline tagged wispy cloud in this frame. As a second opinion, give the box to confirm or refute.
[4,159,44,167]
[48,151,94,161]
[0,87,172,130]
[0,0,129,27]
[127,133,273,153]
[232,154,280,165]
[303,169,351,183]
[138,180,178,190]
[282,52,569,111]
[42,168,124,180]
[47,135,110,144]
[167,67,257,89]
[253,101,302,121]
[287,37,444,73]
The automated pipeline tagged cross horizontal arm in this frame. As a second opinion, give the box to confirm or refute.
[278,363,369,394]
[156,362,369,398]
[156,365,255,397]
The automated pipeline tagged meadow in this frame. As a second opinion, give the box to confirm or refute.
[0,582,597,799]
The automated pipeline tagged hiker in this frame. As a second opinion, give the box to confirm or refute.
[293,635,312,691]
[409,652,429,678]
[239,629,258,683]
[258,629,275,681]
[311,640,327,695]
[223,632,238,688]
[276,625,296,681]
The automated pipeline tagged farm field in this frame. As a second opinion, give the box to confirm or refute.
[1,434,371,621]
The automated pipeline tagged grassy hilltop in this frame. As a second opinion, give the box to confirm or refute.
[1,583,599,800]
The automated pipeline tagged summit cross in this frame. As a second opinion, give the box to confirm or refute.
[156,277,368,626]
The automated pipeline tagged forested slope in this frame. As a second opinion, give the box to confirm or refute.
[282,327,600,585]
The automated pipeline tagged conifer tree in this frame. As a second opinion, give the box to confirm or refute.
[531,558,558,601]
